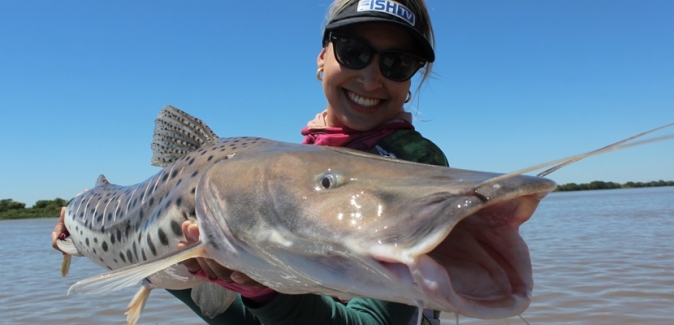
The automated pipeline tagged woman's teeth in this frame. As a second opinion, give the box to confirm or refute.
[347,91,381,107]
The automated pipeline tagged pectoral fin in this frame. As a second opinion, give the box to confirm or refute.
[68,242,207,295]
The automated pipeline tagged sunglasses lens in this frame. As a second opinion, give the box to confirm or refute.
[330,33,423,82]
[333,36,372,69]
[380,53,420,81]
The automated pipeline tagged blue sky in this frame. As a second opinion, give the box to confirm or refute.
[1,0,673,206]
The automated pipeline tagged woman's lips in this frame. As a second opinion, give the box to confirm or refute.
[345,89,383,114]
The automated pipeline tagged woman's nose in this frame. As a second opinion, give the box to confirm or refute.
[356,55,384,91]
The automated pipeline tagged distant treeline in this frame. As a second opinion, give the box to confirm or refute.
[0,198,70,220]
[556,180,674,191]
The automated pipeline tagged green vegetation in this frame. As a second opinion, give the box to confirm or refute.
[556,180,674,191]
[0,198,70,220]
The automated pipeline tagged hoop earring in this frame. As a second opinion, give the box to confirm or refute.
[316,67,324,82]
[404,91,412,103]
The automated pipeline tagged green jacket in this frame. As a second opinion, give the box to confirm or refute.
[168,291,419,325]
[366,129,448,167]
[168,129,448,325]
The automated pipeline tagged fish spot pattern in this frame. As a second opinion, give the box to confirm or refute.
[147,235,157,256]
[158,228,169,246]
[170,220,182,237]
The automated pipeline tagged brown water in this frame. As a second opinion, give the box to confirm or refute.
[2,187,672,324]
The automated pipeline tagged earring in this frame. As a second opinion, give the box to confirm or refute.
[404,91,412,103]
[316,67,324,82]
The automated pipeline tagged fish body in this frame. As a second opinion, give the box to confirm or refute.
[64,136,270,290]
[60,106,557,323]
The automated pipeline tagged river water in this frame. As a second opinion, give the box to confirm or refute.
[1,187,672,324]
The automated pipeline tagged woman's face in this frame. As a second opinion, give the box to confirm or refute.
[318,23,415,131]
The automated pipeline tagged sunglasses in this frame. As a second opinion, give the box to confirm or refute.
[329,32,425,82]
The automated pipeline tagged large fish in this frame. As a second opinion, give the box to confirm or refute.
[58,105,559,324]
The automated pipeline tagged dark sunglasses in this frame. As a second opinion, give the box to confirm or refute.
[329,32,425,82]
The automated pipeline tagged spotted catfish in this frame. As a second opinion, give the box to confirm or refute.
[59,105,560,325]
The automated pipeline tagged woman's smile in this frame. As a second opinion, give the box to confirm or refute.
[344,88,384,114]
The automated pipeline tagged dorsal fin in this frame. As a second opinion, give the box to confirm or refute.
[151,105,219,167]
[95,174,109,187]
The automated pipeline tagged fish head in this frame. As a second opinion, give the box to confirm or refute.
[196,142,557,319]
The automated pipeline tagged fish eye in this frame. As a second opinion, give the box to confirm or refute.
[319,173,337,190]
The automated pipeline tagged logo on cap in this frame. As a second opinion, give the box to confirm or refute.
[357,0,416,26]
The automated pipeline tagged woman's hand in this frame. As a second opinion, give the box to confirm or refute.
[51,207,69,253]
[179,220,268,289]
[52,189,89,253]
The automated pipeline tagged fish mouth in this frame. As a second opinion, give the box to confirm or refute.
[369,192,545,319]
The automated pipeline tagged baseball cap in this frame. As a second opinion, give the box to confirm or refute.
[323,0,435,62]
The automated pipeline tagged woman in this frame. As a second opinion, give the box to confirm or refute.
[52,0,447,324]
